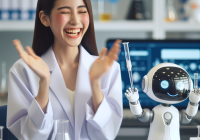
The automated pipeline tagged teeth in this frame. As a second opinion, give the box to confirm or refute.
[68,34,77,36]
[65,29,81,33]
[65,32,78,36]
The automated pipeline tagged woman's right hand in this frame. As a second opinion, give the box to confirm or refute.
[13,39,50,82]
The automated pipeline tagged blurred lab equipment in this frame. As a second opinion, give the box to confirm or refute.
[0,0,10,20]
[0,126,4,140]
[127,0,146,20]
[31,0,37,20]
[19,0,30,20]
[98,0,112,21]
[122,42,134,91]
[91,0,98,20]
[165,0,178,22]
[0,61,7,98]
[11,0,19,20]
[179,0,190,21]
[51,120,71,140]
[190,125,200,140]
[109,0,119,20]
[188,0,200,23]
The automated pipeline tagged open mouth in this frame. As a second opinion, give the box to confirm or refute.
[64,28,81,38]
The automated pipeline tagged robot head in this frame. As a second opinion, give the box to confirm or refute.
[142,63,193,104]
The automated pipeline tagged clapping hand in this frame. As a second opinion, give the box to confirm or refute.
[13,39,50,81]
[89,40,121,82]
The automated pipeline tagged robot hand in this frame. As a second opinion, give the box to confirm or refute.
[125,88,139,103]
[189,88,200,104]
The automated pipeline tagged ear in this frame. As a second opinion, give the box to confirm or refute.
[39,10,50,27]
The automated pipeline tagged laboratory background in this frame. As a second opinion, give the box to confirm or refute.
[0,0,200,140]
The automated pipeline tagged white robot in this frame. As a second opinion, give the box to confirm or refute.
[125,63,200,140]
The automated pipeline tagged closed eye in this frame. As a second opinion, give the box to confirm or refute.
[61,12,70,14]
[79,11,87,13]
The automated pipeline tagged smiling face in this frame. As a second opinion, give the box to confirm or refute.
[152,67,191,101]
[46,0,90,47]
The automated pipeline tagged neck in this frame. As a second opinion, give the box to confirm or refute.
[161,103,171,107]
[52,39,80,68]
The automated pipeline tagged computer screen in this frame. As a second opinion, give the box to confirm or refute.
[107,39,200,109]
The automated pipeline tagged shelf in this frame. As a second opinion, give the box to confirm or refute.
[94,20,155,31]
[163,22,200,32]
[0,20,155,32]
[0,21,35,31]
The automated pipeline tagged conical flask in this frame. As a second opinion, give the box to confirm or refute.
[51,120,71,140]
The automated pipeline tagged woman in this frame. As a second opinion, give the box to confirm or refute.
[7,0,122,139]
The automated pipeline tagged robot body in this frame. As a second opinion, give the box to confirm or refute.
[125,63,200,139]
[148,104,180,140]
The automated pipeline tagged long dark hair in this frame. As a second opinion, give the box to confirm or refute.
[32,0,98,56]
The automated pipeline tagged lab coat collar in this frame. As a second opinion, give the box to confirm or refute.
[41,45,96,138]
[41,46,56,73]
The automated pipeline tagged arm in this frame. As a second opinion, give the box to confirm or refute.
[125,88,154,123]
[7,68,54,140]
[180,89,200,124]
[86,63,123,140]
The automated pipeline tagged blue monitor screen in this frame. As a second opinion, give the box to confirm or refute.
[107,40,200,109]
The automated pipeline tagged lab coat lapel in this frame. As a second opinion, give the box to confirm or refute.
[41,47,75,129]
[74,45,96,139]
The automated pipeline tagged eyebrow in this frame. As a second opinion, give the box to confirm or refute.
[57,5,87,10]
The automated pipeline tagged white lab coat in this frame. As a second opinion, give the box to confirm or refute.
[7,45,123,140]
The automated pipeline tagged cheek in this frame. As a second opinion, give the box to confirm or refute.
[82,14,90,28]
[53,14,68,26]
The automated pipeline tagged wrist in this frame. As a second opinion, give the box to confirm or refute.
[40,76,50,85]
[90,79,101,87]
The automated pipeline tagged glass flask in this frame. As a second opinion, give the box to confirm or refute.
[98,0,112,21]
[91,0,99,20]
[51,120,71,140]
[165,0,178,22]
[0,126,4,140]
[109,0,119,20]
[0,61,7,97]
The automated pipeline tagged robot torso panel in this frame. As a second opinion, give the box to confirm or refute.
[148,104,180,140]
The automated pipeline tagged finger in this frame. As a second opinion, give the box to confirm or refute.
[107,53,118,64]
[107,44,121,60]
[99,48,107,60]
[26,46,39,59]
[126,89,130,94]
[13,39,26,55]
[125,93,129,97]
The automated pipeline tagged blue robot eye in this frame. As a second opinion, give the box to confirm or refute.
[161,80,169,89]
[176,81,185,90]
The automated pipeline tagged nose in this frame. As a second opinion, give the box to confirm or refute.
[69,11,78,25]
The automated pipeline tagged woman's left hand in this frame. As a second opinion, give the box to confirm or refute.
[89,40,121,82]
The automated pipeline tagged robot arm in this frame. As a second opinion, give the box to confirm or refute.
[125,88,154,123]
[180,89,200,124]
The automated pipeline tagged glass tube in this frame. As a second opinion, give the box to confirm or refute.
[122,42,134,91]
[194,73,198,89]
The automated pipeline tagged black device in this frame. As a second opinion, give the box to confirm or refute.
[127,0,146,20]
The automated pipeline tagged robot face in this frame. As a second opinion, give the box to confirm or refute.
[152,67,190,101]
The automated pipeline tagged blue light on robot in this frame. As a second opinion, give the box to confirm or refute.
[161,80,169,89]
[167,92,178,97]
[176,81,185,90]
